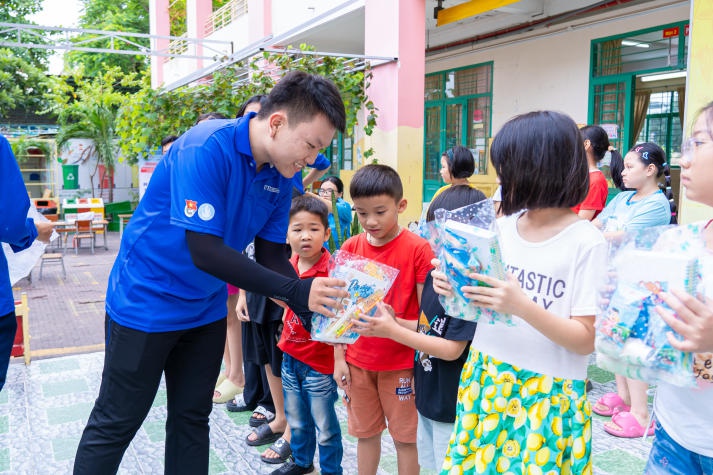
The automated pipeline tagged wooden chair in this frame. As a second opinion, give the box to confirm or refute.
[74,219,95,255]
[39,249,66,280]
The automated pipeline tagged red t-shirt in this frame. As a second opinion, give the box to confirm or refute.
[572,170,608,219]
[341,230,434,371]
[277,249,335,375]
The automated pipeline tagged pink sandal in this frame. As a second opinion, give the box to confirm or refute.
[604,411,655,438]
[592,392,630,417]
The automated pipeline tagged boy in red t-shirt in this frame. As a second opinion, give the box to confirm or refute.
[274,195,342,475]
[334,165,434,475]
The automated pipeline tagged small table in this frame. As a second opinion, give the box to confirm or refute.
[118,214,133,238]
[53,219,109,251]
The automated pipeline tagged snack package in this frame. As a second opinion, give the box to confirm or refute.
[311,250,399,344]
[423,198,510,324]
[596,226,699,388]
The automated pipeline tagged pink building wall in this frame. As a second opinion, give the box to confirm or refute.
[365,0,425,133]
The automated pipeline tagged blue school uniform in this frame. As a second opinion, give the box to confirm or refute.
[105,114,292,332]
[0,136,37,316]
[292,153,331,194]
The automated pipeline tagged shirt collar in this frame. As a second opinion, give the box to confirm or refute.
[235,112,256,166]
[290,248,331,278]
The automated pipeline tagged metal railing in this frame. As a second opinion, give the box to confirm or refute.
[205,0,248,36]
[165,33,188,62]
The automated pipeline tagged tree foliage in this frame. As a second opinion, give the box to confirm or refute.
[116,44,378,164]
[47,67,143,201]
[66,0,150,76]
[0,0,54,118]
[0,48,53,120]
[0,0,50,67]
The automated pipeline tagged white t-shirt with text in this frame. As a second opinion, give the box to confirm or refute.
[473,213,607,380]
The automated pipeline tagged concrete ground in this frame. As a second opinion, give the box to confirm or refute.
[3,231,652,474]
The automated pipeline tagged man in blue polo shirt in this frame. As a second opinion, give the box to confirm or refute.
[293,152,331,196]
[73,71,348,474]
[0,135,53,392]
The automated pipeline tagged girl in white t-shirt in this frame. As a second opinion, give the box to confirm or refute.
[643,101,713,475]
[432,111,606,474]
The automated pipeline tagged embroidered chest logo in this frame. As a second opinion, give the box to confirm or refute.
[264,185,280,193]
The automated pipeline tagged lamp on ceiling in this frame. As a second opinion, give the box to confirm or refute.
[640,71,687,82]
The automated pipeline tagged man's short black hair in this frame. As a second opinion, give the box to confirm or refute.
[491,110,588,216]
[259,71,346,133]
[349,164,403,202]
[290,194,329,229]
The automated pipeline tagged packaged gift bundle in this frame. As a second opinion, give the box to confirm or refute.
[424,198,509,324]
[596,225,700,388]
[311,250,399,344]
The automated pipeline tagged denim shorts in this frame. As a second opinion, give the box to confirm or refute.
[416,412,453,471]
[645,421,713,475]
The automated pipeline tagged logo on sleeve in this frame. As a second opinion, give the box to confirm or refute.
[198,203,215,221]
[184,199,197,218]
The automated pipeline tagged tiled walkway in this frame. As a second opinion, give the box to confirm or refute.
[2,353,652,474]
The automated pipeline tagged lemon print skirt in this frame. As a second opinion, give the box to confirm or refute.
[441,350,592,475]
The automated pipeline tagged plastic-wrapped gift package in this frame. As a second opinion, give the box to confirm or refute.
[311,250,399,344]
[596,225,700,388]
[424,198,510,324]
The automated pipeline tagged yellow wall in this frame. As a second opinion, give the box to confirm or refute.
[679,0,713,224]
[347,125,425,224]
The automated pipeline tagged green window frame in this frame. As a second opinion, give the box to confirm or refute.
[636,90,683,160]
[423,62,493,202]
[323,129,355,176]
[588,20,689,150]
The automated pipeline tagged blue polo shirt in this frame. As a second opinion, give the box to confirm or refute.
[106,114,293,332]
[1,136,37,316]
[293,153,330,194]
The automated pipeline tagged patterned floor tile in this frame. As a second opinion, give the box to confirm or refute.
[52,437,80,462]
[0,448,8,472]
[46,402,93,425]
[594,448,648,474]
[2,351,655,474]
[38,358,81,374]
[41,378,89,398]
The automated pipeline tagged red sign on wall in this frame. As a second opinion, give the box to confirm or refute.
[663,27,679,38]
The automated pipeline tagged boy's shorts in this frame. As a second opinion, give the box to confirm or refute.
[242,320,284,377]
[417,411,454,471]
[344,364,417,443]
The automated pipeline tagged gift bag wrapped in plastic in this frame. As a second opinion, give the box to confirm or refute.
[596,225,700,388]
[423,198,510,324]
[311,250,399,344]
